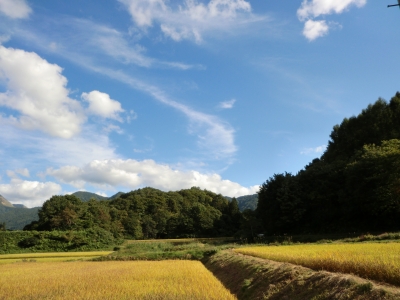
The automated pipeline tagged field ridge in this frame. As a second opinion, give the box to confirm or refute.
[203,250,400,300]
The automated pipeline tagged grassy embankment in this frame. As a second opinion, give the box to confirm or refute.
[204,250,400,300]
[0,260,236,300]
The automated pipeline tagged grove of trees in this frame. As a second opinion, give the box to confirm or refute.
[257,93,400,235]
[25,187,241,239]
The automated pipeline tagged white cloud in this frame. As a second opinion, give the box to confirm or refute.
[0,123,119,171]
[218,99,236,109]
[0,0,32,19]
[0,179,62,208]
[300,144,326,155]
[46,159,259,197]
[303,20,329,41]
[119,0,261,43]
[0,46,86,138]
[297,0,366,21]
[82,91,124,121]
[297,0,366,40]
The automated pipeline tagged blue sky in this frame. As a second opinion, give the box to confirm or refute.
[0,0,400,207]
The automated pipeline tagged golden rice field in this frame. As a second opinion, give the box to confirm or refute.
[0,260,236,300]
[0,251,113,264]
[235,242,400,286]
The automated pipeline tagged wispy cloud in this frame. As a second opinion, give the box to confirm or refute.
[218,99,236,109]
[94,66,237,159]
[119,0,267,43]
[28,17,204,70]
[300,144,326,155]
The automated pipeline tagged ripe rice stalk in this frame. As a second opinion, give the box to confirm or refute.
[235,242,400,286]
[0,260,236,299]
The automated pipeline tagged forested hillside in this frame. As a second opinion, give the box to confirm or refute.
[25,187,241,239]
[257,93,400,234]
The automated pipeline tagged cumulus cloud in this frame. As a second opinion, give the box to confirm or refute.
[82,91,124,121]
[46,159,259,197]
[0,179,62,207]
[119,0,259,43]
[303,20,329,41]
[0,45,86,138]
[0,0,32,19]
[300,144,326,155]
[218,99,236,109]
[297,0,366,40]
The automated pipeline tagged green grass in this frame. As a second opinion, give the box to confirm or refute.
[94,237,237,261]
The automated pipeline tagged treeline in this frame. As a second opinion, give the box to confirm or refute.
[256,93,400,235]
[0,228,120,254]
[25,187,241,239]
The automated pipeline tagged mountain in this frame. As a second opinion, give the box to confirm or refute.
[109,192,124,200]
[13,204,28,208]
[72,191,108,202]
[0,194,14,208]
[0,195,40,230]
[72,191,124,202]
[225,194,258,211]
[236,194,258,211]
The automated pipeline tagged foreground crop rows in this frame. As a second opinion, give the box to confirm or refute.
[235,242,400,286]
[0,260,236,300]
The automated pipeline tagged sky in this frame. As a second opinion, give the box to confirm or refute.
[0,0,400,207]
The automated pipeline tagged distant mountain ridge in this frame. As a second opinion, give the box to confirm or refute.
[0,194,40,230]
[225,194,258,211]
[71,191,124,202]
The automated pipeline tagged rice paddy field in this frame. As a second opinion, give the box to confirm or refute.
[0,251,113,264]
[0,260,236,300]
[235,242,400,286]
